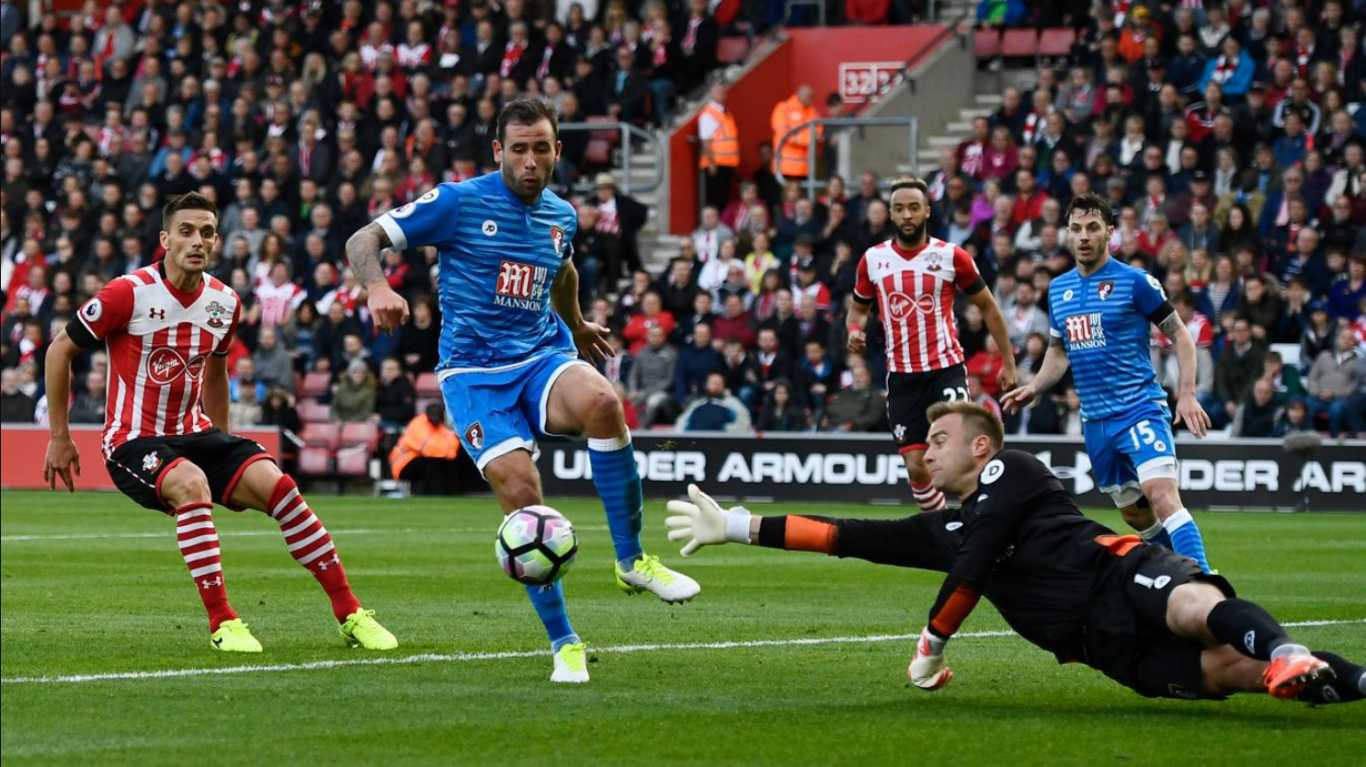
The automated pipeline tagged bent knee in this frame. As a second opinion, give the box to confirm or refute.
[582,387,626,436]
[161,462,212,505]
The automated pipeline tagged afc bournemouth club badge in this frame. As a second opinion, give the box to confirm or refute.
[465,422,484,450]
[1098,281,1114,300]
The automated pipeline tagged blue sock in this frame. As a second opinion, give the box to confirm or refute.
[588,434,644,568]
[525,581,578,650]
[1163,509,1212,573]
[1137,518,1173,550]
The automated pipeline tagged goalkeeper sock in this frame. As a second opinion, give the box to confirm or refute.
[174,502,238,632]
[266,474,361,621]
[1206,598,1294,661]
[1303,652,1366,703]
[526,581,578,651]
[588,434,644,569]
[1162,509,1211,573]
[1137,519,1173,549]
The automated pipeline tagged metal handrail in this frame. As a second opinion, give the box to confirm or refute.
[558,120,665,196]
[773,116,920,200]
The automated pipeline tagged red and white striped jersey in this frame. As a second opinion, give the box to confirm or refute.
[75,265,241,458]
[255,280,305,326]
[853,238,982,374]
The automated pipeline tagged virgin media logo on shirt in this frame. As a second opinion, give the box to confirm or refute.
[146,348,206,385]
[886,291,935,321]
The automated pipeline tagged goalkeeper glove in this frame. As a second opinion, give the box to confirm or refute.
[665,483,752,556]
[908,627,954,691]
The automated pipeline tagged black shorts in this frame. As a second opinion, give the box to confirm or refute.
[106,429,274,512]
[1083,542,1236,700]
[885,364,968,451]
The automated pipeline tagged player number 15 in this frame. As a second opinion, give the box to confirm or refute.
[1128,420,1167,452]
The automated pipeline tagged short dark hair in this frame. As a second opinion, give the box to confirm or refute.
[161,191,218,231]
[926,400,1005,451]
[889,175,930,201]
[497,97,559,143]
[1064,192,1114,227]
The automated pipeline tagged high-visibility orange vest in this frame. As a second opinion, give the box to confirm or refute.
[770,95,822,178]
[389,415,460,479]
[699,103,740,169]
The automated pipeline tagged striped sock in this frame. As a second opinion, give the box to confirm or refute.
[588,434,644,568]
[526,581,578,651]
[267,475,361,621]
[175,502,237,632]
[910,481,947,513]
[1162,508,1212,573]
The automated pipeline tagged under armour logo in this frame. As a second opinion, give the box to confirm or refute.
[1244,630,1256,654]
[149,308,166,320]
[316,554,340,571]
[199,577,222,590]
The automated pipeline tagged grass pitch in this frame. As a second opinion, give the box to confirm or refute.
[2,489,1364,766]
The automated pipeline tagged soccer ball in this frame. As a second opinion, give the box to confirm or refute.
[494,505,578,586]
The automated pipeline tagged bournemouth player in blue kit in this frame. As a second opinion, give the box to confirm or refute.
[346,99,698,683]
[1002,193,1215,572]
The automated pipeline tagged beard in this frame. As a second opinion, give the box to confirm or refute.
[895,219,927,247]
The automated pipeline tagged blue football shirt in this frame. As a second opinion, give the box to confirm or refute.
[376,172,578,371]
[1048,257,1169,421]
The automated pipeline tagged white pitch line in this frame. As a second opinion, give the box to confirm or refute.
[3,619,1361,687]
[0,526,610,543]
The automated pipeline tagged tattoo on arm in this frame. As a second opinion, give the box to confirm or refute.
[345,222,392,287]
[1158,312,1185,340]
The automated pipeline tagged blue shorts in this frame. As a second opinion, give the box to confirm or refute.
[439,352,592,475]
[1082,400,1179,507]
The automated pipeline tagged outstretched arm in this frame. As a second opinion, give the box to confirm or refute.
[1000,335,1070,413]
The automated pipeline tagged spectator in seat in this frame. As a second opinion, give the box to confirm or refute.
[1237,274,1282,344]
[821,364,885,432]
[1327,254,1365,322]
[674,323,725,407]
[1198,35,1253,98]
[1273,398,1314,437]
[252,326,295,394]
[658,257,700,323]
[593,173,648,285]
[607,46,649,126]
[719,338,759,411]
[967,335,1007,400]
[1004,281,1049,351]
[628,324,678,427]
[798,338,837,409]
[333,358,378,423]
[1305,327,1363,437]
[1207,317,1265,430]
[389,402,462,495]
[376,357,417,430]
[692,205,735,265]
[1177,202,1220,255]
[1261,350,1306,406]
[756,379,810,432]
[712,292,757,350]
[229,379,263,429]
[1,368,36,423]
[1233,378,1280,437]
[678,372,751,432]
[622,291,676,355]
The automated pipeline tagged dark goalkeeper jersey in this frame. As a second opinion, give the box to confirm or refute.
[922,449,1117,662]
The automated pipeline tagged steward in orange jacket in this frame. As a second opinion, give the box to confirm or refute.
[770,84,822,179]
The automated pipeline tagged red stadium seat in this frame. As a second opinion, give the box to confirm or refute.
[1037,27,1077,57]
[717,36,751,64]
[587,115,619,144]
[334,445,370,477]
[298,446,334,476]
[415,372,440,399]
[298,399,332,423]
[340,422,380,452]
[300,422,340,449]
[973,28,1002,58]
[300,372,330,400]
[1000,28,1038,58]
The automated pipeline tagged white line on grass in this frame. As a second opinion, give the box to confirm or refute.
[4,619,1361,686]
[0,526,611,542]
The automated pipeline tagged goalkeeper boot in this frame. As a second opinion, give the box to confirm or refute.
[551,641,589,684]
[614,554,700,604]
[210,619,263,653]
[340,609,399,650]
[1264,652,1335,700]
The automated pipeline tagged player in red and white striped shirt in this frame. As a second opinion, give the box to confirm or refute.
[42,192,396,654]
[845,177,1018,512]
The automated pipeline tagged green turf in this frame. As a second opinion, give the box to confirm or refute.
[2,489,1364,766]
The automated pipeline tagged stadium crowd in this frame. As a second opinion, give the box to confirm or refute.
[1,0,1364,467]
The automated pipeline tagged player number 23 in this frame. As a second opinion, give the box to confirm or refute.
[1128,420,1167,452]
[941,386,970,402]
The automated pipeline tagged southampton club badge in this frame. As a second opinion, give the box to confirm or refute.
[142,452,163,473]
[204,300,229,328]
